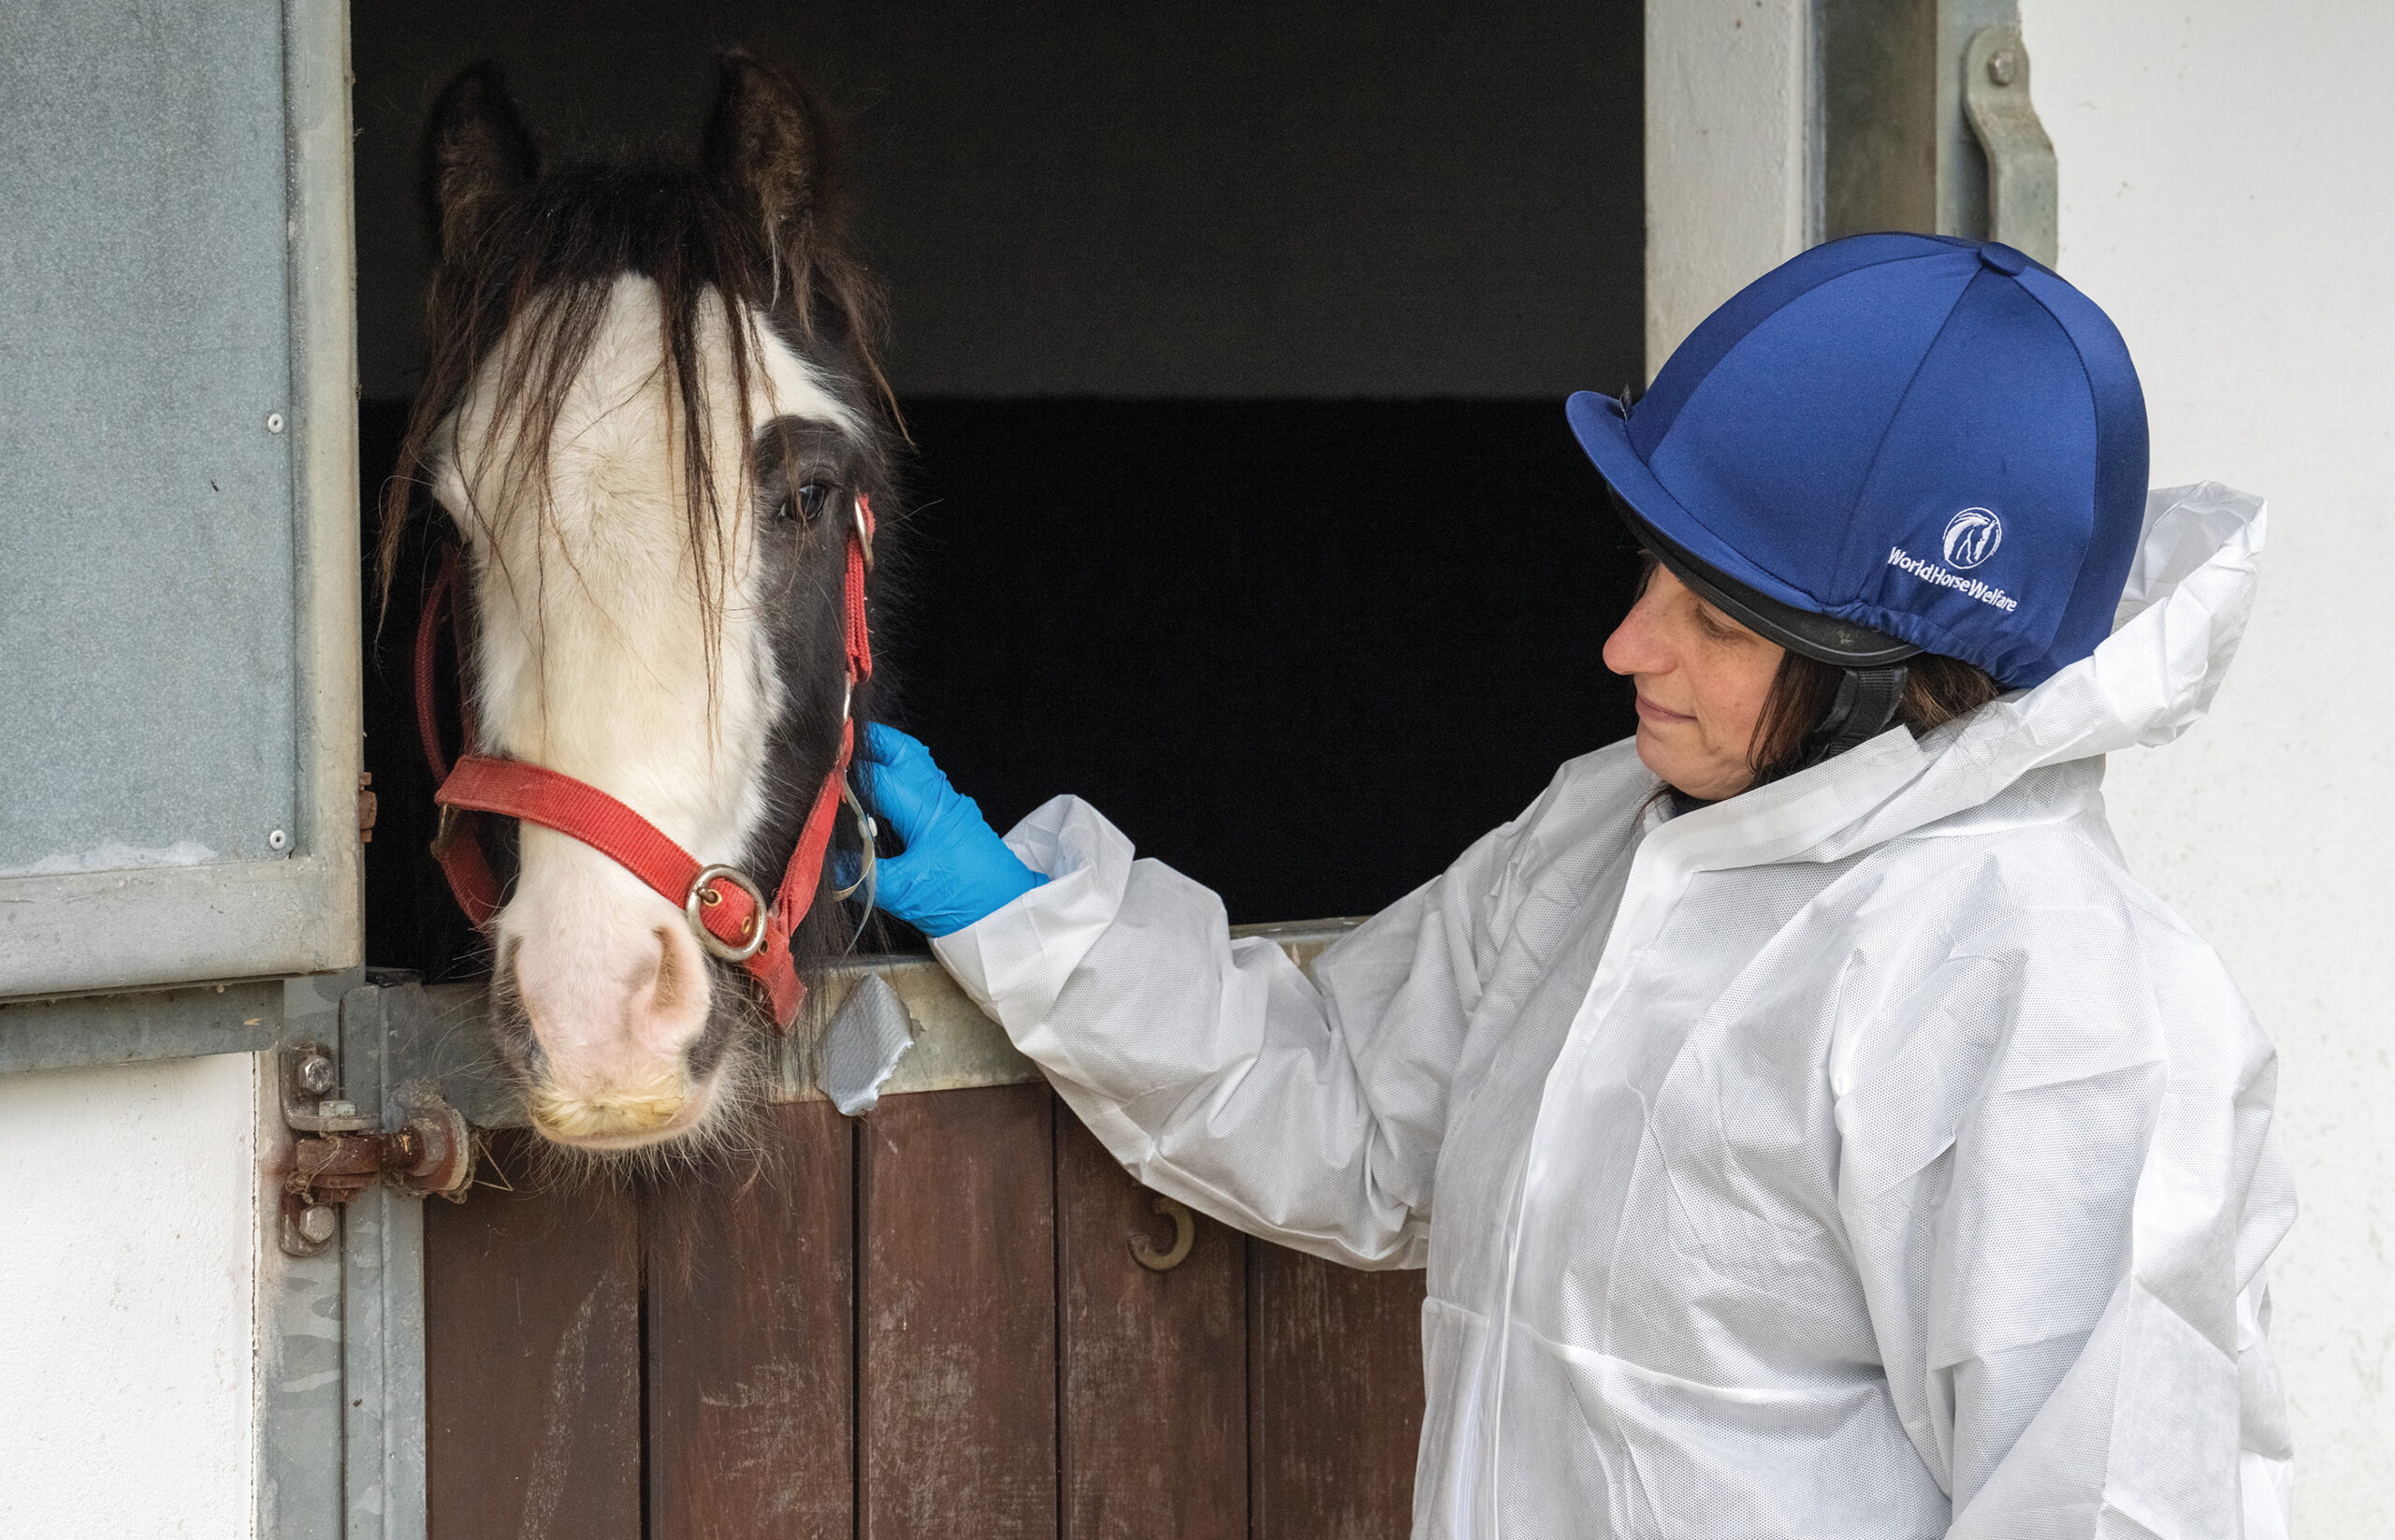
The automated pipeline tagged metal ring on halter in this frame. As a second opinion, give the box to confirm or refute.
[685,864,771,962]
[832,780,877,902]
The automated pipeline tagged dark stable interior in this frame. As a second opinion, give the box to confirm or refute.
[354,4,1647,978]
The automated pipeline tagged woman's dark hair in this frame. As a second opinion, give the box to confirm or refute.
[1747,650,2001,787]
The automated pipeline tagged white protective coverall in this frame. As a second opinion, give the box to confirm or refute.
[932,483,2294,1539]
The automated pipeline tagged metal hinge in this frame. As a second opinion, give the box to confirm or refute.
[276,1043,474,1256]
[1963,25,2058,267]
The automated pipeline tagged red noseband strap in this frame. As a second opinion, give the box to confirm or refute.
[416,495,878,1032]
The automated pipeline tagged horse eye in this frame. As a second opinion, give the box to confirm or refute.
[793,482,832,525]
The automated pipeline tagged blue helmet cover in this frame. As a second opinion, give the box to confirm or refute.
[1570,234,2149,688]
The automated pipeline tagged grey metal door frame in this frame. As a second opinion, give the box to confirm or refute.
[0,0,361,1003]
[1817,0,2059,264]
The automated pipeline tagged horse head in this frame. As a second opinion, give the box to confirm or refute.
[383,56,896,1154]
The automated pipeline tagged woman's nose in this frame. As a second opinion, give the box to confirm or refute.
[1602,590,1672,678]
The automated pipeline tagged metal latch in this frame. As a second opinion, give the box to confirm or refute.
[1964,26,2058,268]
[277,1043,474,1256]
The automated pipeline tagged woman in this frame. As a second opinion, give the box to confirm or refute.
[860,235,2293,1538]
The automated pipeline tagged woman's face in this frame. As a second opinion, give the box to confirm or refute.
[1601,563,1785,801]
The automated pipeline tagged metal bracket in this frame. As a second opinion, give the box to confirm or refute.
[276,1042,475,1257]
[1963,26,2058,267]
[282,1041,374,1132]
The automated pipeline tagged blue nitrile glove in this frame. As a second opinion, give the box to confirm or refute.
[850,723,1046,938]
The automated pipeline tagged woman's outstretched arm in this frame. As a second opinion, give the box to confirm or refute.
[864,725,1510,1268]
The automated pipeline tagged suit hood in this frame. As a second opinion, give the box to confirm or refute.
[1664,482,2267,866]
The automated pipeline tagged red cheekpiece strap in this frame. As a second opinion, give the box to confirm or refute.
[754,718,853,1024]
[419,545,505,932]
[846,495,875,682]
[429,812,504,932]
[414,547,463,784]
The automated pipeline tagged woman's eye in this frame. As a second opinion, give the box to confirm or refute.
[1692,603,1749,643]
[777,482,835,525]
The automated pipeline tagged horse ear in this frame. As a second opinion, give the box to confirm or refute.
[422,63,540,263]
[702,51,828,269]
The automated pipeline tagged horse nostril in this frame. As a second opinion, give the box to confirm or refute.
[650,926,689,1017]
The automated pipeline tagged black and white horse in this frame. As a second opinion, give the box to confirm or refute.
[383,56,897,1153]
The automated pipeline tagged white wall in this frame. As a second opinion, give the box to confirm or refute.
[0,1053,259,1540]
[2014,4,2395,1533]
[1648,2,2395,1533]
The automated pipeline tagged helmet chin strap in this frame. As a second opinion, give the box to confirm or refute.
[1799,664,1910,768]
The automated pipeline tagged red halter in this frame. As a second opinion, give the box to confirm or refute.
[414,498,876,1032]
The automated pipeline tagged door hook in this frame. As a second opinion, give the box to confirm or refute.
[1130,1194,1197,1271]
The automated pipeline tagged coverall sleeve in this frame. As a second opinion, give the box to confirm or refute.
[931,793,1513,1269]
[1839,903,2297,1540]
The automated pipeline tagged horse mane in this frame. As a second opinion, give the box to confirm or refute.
[374,53,901,700]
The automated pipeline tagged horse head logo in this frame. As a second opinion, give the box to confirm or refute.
[1941,507,2003,570]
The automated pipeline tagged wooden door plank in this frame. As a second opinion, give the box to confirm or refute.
[646,1100,856,1540]
[423,1130,643,1540]
[1248,1242,1427,1540]
[856,1082,1058,1540]
[1054,1109,1246,1540]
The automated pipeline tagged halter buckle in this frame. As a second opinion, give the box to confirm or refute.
[686,864,771,962]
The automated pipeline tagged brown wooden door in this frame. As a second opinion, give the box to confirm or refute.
[426,1089,1426,1539]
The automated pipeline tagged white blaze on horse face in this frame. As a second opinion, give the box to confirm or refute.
[429,274,862,1144]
